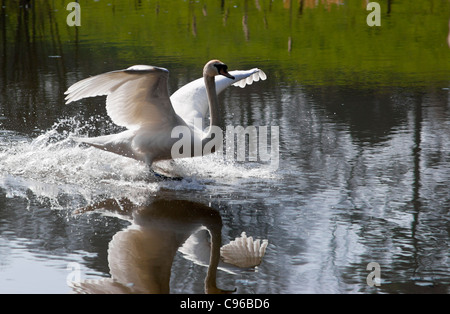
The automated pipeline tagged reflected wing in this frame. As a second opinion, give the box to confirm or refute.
[220,232,268,268]
[65,65,177,130]
[170,68,267,130]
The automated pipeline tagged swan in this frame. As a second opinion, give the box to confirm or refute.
[71,197,266,294]
[65,60,266,179]
[71,198,232,293]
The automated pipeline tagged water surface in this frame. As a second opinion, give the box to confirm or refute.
[0,0,449,294]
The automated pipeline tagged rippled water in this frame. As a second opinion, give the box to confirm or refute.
[1,0,449,294]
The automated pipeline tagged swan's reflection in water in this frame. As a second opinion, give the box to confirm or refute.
[71,197,267,294]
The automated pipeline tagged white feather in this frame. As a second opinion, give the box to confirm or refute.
[220,232,268,268]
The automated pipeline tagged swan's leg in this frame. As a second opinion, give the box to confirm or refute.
[145,155,183,181]
[149,168,183,181]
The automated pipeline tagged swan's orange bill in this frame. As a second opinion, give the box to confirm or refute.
[219,68,235,80]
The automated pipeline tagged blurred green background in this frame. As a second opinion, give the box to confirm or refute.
[2,0,450,88]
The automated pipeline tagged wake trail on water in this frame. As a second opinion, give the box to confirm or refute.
[0,117,278,210]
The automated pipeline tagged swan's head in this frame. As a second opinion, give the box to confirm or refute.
[204,60,235,80]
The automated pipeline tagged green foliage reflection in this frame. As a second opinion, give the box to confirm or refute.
[1,0,449,87]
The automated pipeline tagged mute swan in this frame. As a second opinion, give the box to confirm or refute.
[71,198,266,294]
[71,198,232,293]
[65,60,265,179]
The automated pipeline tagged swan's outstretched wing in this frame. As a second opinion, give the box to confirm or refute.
[220,232,268,268]
[170,68,267,130]
[65,65,177,130]
[179,230,268,273]
[229,68,267,88]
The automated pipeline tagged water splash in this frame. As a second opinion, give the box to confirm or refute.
[0,117,279,210]
[1,118,149,209]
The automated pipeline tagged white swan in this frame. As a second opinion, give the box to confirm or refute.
[71,197,267,294]
[71,198,233,294]
[65,60,266,179]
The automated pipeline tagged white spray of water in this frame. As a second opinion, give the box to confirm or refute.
[0,118,279,210]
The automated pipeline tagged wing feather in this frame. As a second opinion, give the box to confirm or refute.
[170,68,267,130]
[65,65,176,130]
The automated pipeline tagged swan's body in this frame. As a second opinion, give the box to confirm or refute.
[64,61,266,178]
[71,198,234,294]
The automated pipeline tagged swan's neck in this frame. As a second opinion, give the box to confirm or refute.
[201,75,222,152]
[204,227,221,293]
[204,75,221,129]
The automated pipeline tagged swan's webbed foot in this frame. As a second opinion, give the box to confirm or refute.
[205,285,237,294]
[149,169,183,181]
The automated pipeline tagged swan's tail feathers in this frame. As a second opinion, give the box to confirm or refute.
[73,136,121,155]
[220,232,269,268]
[232,69,267,88]
[72,133,140,161]
[72,135,108,149]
